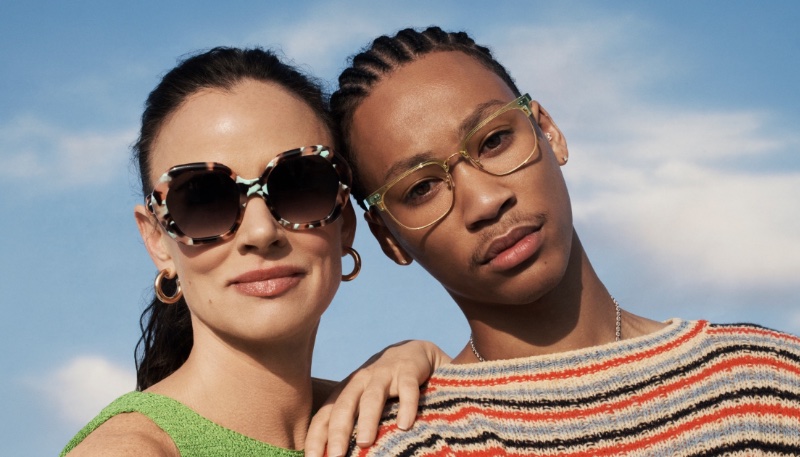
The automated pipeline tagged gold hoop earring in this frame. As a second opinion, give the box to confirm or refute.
[342,247,361,282]
[154,269,182,304]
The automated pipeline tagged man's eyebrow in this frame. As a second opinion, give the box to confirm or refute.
[375,99,507,190]
[456,99,506,141]
[380,151,437,187]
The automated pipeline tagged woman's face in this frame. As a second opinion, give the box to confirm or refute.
[136,79,354,348]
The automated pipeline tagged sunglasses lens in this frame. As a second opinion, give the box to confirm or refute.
[269,156,340,225]
[167,170,240,239]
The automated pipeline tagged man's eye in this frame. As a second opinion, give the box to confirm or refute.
[478,130,513,158]
[401,178,445,206]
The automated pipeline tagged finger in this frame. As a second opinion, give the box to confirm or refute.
[394,375,421,431]
[305,404,332,457]
[325,383,362,457]
[354,384,391,447]
[326,424,354,457]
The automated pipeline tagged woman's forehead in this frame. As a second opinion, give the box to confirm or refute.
[150,81,331,178]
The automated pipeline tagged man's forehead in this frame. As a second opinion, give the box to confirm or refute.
[360,51,510,109]
[350,51,518,184]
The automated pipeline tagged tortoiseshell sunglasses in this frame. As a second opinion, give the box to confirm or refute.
[146,145,351,245]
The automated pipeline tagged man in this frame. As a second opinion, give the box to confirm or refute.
[329,27,800,456]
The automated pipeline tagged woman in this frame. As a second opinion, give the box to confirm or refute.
[62,47,444,457]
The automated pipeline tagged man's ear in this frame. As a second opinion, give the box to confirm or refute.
[532,101,569,166]
[134,205,174,272]
[364,209,414,266]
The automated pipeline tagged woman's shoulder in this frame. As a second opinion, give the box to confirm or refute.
[64,411,178,457]
[61,391,182,457]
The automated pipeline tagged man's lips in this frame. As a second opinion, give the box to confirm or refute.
[480,225,543,270]
[229,267,305,297]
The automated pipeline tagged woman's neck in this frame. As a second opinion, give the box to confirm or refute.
[147,329,316,450]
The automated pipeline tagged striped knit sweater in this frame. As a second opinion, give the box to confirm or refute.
[349,320,800,456]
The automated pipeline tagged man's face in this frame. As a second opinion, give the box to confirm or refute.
[349,51,574,306]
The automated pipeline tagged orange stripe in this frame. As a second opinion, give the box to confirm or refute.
[374,403,800,457]
[418,354,800,424]
[549,403,800,457]
[414,445,546,457]
[430,322,707,389]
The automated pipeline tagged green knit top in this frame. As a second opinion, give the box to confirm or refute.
[60,391,304,456]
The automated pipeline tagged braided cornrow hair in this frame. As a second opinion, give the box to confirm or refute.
[331,26,521,208]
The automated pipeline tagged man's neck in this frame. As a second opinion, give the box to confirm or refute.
[451,234,620,363]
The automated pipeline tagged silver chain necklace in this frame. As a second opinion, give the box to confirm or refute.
[469,297,623,363]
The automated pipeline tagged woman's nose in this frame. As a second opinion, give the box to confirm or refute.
[235,197,288,254]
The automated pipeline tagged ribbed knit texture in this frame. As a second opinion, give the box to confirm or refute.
[60,391,304,456]
[350,320,800,456]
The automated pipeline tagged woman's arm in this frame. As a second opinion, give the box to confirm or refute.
[305,340,451,457]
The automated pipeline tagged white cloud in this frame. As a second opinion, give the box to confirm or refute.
[572,162,800,287]
[244,3,441,80]
[607,109,785,165]
[495,16,667,120]
[26,355,135,426]
[245,9,390,80]
[0,115,134,192]
[271,20,378,69]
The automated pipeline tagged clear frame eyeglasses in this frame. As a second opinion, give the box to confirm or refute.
[363,93,539,230]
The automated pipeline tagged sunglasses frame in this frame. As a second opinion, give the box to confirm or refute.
[145,145,352,245]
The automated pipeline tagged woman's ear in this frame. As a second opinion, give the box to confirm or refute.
[340,199,357,250]
[134,205,174,271]
[364,210,413,266]
[532,101,569,166]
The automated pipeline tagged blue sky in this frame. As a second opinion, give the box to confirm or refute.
[1,1,799,455]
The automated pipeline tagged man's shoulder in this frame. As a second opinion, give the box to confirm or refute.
[698,321,800,375]
[348,322,800,456]
[704,321,800,348]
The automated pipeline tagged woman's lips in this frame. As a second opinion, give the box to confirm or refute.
[230,267,304,298]
[481,226,543,271]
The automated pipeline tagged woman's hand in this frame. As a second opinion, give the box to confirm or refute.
[305,340,451,457]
